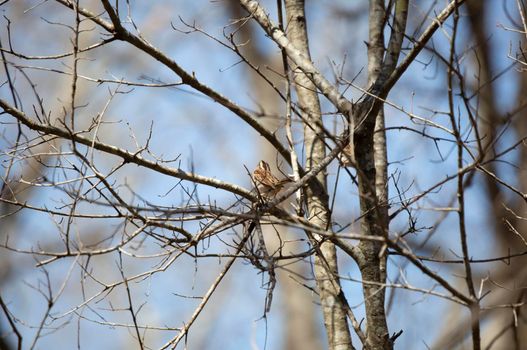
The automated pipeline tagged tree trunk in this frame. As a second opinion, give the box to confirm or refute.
[285,1,353,349]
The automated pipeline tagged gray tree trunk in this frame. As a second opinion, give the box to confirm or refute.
[285,1,354,349]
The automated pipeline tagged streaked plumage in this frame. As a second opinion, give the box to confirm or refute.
[252,160,290,197]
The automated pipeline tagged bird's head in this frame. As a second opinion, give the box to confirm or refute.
[258,160,270,171]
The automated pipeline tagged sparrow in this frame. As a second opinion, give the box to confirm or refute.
[252,160,291,198]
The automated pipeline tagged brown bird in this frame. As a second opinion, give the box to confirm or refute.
[252,160,291,198]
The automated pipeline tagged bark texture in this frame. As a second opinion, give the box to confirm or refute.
[285,1,353,349]
[351,1,408,348]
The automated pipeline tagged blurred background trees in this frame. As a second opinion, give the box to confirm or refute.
[1,1,526,349]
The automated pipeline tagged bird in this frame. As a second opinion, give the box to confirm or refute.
[252,160,291,198]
